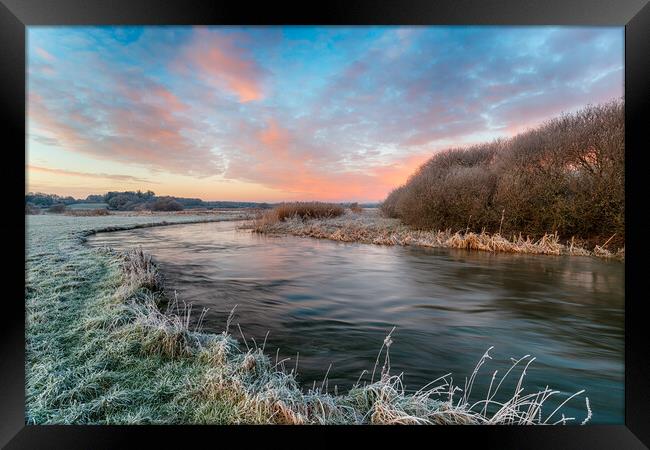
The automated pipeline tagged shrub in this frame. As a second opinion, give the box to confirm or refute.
[47,204,67,214]
[25,204,41,215]
[349,203,363,213]
[381,186,406,218]
[274,202,345,221]
[105,190,156,210]
[382,99,624,243]
[149,197,184,212]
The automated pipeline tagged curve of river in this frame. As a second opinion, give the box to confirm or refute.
[87,220,624,423]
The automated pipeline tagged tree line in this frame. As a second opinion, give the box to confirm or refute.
[25,190,277,212]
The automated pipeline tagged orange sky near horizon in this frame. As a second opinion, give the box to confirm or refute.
[26,150,431,202]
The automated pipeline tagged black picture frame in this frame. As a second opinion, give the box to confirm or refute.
[2,0,648,448]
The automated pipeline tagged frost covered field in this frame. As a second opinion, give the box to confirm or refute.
[26,213,232,423]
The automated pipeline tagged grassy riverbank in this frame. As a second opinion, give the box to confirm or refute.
[26,214,591,424]
[252,209,624,260]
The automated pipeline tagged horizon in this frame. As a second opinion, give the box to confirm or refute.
[27,26,623,202]
[25,189,381,205]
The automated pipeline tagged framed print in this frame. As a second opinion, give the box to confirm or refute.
[2,0,649,448]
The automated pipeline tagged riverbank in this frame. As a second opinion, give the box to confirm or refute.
[251,209,624,260]
[26,214,591,424]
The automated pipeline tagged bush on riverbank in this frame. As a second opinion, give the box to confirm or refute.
[349,202,364,213]
[149,197,184,212]
[255,202,345,228]
[382,99,624,247]
[47,203,67,213]
[25,204,41,215]
[275,202,345,221]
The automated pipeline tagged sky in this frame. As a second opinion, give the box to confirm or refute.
[26,26,623,202]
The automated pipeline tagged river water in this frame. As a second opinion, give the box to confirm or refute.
[87,220,624,423]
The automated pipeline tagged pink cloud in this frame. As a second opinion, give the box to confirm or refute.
[177,28,265,103]
[28,92,88,148]
[258,119,291,158]
[35,47,56,62]
[29,78,223,177]
[27,165,154,183]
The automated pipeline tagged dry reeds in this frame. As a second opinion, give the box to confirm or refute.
[120,248,163,292]
[47,204,67,213]
[274,202,345,221]
[253,211,623,259]
[252,202,345,229]
[188,315,593,425]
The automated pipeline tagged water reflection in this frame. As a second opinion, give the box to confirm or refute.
[87,220,624,423]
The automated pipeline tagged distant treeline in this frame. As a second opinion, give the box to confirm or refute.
[25,190,273,212]
[25,193,78,207]
[382,99,624,245]
[26,190,379,213]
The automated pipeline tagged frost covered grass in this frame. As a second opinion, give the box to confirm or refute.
[252,209,624,260]
[26,214,592,424]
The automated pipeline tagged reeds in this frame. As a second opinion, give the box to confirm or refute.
[120,248,163,292]
[264,202,345,223]
[253,210,623,259]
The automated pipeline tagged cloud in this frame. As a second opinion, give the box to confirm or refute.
[29,134,61,146]
[223,118,432,201]
[27,165,156,183]
[175,28,266,103]
[35,47,56,61]
[28,51,224,177]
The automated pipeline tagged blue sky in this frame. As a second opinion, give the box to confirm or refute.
[27,26,623,201]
